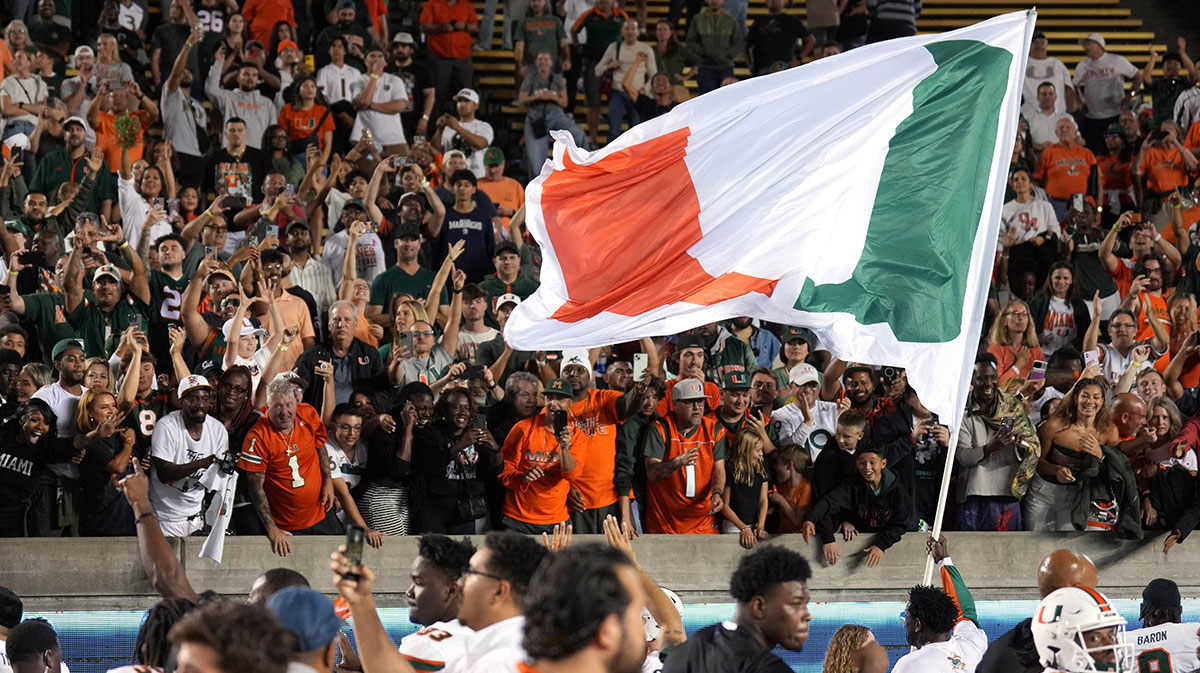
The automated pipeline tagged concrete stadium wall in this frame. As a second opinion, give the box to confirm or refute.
[5,532,1197,611]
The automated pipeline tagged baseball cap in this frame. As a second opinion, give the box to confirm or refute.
[494,240,519,257]
[788,363,819,386]
[1142,578,1181,608]
[483,147,505,166]
[64,116,87,130]
[493,293,520,312]
[442,150,467,167]
[222,316,268,341]
[782,326,815,347]
[392,31,416,45]
[5,220,31,239]
[1105,122,1126,139]
[336,0,356,10]
[844,362,874,376]
[1079,32,1105,48]
[177,374,211,399]
[394,220,420,240]
[73,45,94,60]
[453,88,480,104]
[93,264,121,284]
[284,221,310,236]
[206,268,236,285]
[721,371,750,391]
[674,378,707,401]
[560,349,591,372]
[51,338,84,361]
[266,587,345,652]
[544,378,574,398]
[277,39,299,53]
[675,333,704,353]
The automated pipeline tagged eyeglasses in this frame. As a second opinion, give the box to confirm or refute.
[463,567,505,582]
[411,330,435,337]
[262,264,283,272]
[335,422,362,433]
[204,223,228,232]
[221,384,249,395]
[1110,322,1136,330]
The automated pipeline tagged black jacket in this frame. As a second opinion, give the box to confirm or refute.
[807,467,914,550]
[1028,289,1092,354]
[811,447,857,502]
[977,618,1041,673]
[873,401,947,523]
[293,338,389,413]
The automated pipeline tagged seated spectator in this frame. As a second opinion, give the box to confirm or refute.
[1034,117,1099,222]
[774,363,840,461]
[412,386,498,533]
[1024,377,1120,531]
[519,51,587,179]
[75,388,138,535]
[1028,261,1092,359]
[687,0,742,96]
[873,385,950,525]
[644,378,727,534]
[432,89,494,178]
[148,375,227,537]
[987,299,1045,385]
[498,378,581,534]
[811,408,866,502]
[746,0,812,76]
[596,21,655,140]
[720,431,768,548]
[956,355,1039,531]
[802,443,914,568]
[238,377,342,556]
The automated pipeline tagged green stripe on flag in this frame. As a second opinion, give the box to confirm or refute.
[797,40,1013,342]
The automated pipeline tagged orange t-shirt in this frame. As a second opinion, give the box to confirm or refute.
[1140,146,1191,194]
[499,413,585,525]
[1133,291,1170,342]
[987,342,1045,384]
[568,388,623,509]
[1035,143,1097,200]
[645,414,727,535]
[94,109,153,173]
[238,404,330,531]
[419,0,478,60]
[279,103,336,145]
[779,479,812,534]
[1186,121,1200,151]
[1160,205,1200,247]
[477,176,525,234]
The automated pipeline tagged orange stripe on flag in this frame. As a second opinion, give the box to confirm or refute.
[540,127,776,323]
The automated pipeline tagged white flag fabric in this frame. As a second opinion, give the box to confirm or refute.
[505,11,1037,430]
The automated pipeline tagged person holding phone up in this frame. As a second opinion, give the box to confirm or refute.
[497,378,582,534]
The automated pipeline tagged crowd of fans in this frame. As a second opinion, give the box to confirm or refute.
[0,0,1196,573]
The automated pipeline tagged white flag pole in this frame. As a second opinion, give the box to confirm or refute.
[920,8,1039,586]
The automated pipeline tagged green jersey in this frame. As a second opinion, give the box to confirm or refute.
[68,294,152,357]
[22,292,79,364]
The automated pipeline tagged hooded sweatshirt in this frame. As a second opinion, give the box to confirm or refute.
[806,466,914,550]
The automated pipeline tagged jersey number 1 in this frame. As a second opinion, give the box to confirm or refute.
[287,455,306,488]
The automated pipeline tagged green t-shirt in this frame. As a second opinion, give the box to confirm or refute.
[514,14,567,64]
[22,292,79,364]
[369,264,448,311]
[578,9,627,61]
[67,294,152,357]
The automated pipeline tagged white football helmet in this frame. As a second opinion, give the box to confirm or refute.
[642,587,684,642]
[1032,587,1135,673]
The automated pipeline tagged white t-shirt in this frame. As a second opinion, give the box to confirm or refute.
[642,650,663,673]
[1126,622,1200,673]
[892,618,988,673]
[1073,52,1139,119]
[771,400,839,462]
[33,382,86,479]
[148,411,228,524]
[1041,296,1077,358]
[316,63,366,104]
[1024,107,1071,148]
[1023,56,1072,114]
[326,440,368,490]
[230,348,272,396]
[1000,197,1060,244]
[456,327,499,363]
[399,620,473,672]
[350,73,409,146]
[0,75,49,126]
[118,175,174,248]
[441,119,495,178]
[322,228,386,290]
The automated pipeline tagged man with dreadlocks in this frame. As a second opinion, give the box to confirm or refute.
[1124,578,1200,673]
[108,598,197,673]
[892,535,987,673]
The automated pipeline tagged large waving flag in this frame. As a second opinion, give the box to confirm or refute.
[505,11,1036,430]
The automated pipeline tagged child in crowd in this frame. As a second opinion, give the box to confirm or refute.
[721,432,769,548]
[768,444,811,534]
[812,408,867,501]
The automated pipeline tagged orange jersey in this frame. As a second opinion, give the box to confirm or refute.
[499,413,585,525]
[1035,143,1097,200]
[568,389,623,509]
[1140,146,1191,194]
[1160,205,1200,247]
[238,404,329,531]
[419,0,478,60]
[1187,120,1200,150]
[279,103,335,144]
[645,414,727,534]
[1133,291,1170,342]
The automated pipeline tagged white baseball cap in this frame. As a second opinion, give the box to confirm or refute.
[493,293,521,312]
[1079,32,1105,49]
[177,374,211,398]
[453,88,480,104]
[788,363,820,386]
[674,378,707,401]
[222,316,267,342]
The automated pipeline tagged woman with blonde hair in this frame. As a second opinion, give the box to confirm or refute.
[720,432,768,549]
[1163,292,1200,386]
[83,357,113,393]
[379,296,431,361]
[987,299,1044,384]
[74,389,137,536]
[822,624,889,673]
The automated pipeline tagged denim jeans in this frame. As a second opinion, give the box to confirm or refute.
[525,105,588,179]
[607,90,639,141]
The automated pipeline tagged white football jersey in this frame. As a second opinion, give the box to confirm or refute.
[1126,622,1200,673]
[892,619,988,673]
[399,620,473,671]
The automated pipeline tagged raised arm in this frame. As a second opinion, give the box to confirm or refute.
[116,460,200,602]
[424,240,464,324]
[821,357,847,401]
[1098,212,1131,274]
[339,223,364,301]
[437,268,466,358]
